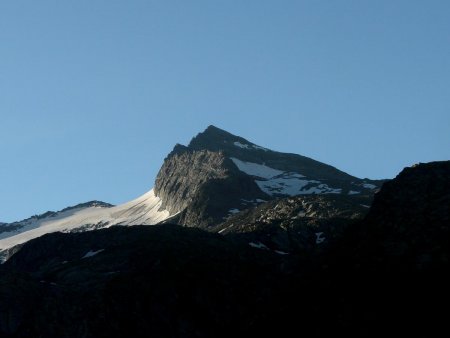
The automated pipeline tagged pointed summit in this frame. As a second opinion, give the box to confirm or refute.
[188,125,264,153]
[188,125,242,150]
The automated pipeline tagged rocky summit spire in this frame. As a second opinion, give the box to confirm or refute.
[188,125,250,151]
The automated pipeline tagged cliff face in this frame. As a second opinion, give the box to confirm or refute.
[154,145,265,228]
[155,146,230,214]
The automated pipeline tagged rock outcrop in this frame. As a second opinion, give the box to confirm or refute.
[358,161,450,268]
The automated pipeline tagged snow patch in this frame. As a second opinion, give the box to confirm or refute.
[241,198,267,204]
[360,204,371,208]
[231,158,341,196]
[362,183,377,189]
[231,157,342,196]
[230,157,285,179]
[82,249,104,259]
[255,177,341,196]
[218,224,235,234]
[249,242,269,250]
[315,232,325,244]
[234,141,251,149]
[348,190,361,195]
[252,145,268,151]
[228,208,240,214]
[275,250,289,255]
[233,141,268,152]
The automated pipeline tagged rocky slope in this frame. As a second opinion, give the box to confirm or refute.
[0,161,447,338]
[155,125,384,227]
[352,161,450,268]
[218,194,369,254]
[0,125,385,259]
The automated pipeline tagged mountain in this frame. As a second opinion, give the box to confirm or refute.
[0,191,169,261]
[353,161,450,267]
[155,125,384,227]
[217,194,369,254]
[0,125,385,260]
[0,161,447,338]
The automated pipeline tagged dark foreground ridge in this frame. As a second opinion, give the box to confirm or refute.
[0,161,448,338]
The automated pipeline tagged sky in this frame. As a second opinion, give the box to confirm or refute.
[0,0,449,222]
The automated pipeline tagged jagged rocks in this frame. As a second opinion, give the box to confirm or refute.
[155,147,265,227]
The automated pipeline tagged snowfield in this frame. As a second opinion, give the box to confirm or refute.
[230,157,341,196]
[0,189,170,252]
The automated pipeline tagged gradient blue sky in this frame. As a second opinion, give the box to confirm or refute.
[1,0,449,222]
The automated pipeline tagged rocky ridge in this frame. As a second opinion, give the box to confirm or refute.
[155,125,384,227]
[0,125,386,259]
[0,160,447,338]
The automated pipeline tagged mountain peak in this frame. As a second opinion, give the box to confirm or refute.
[205,124,226,133]
[188,125,239,149]
[187,126,265,154]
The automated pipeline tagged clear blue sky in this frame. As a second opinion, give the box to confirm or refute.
[1,0,449,222]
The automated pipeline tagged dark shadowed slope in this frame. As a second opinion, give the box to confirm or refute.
[0,161,447,338]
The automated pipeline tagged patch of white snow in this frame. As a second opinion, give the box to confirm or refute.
[82,249,104,259]
[233,141,268,152]
[230,158,341,196]
[252,144,268,151]
[315,232,325,244]
[230,158,286,179]
[249,242,269,250]
[233,141,251,149]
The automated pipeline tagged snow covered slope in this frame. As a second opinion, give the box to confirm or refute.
[230,157,342,196]
[0,189,170,254]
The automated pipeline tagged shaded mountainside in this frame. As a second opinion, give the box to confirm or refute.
[0,161,448,338]
[156,125,385,227]
[352,161,450,268]
[218,194,369,254]
[0,225,287,338]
